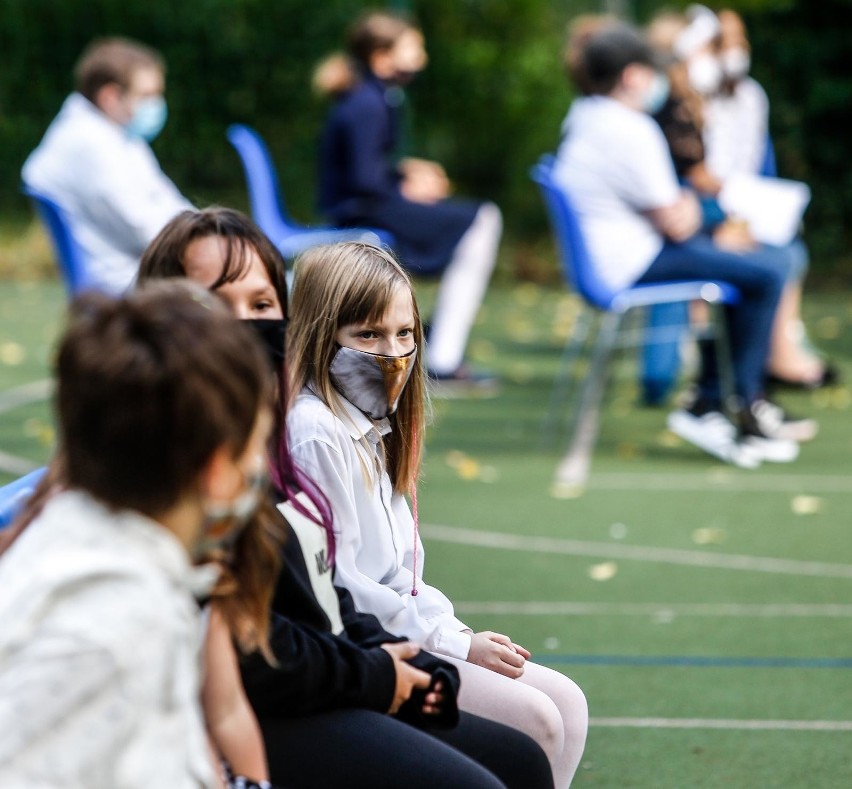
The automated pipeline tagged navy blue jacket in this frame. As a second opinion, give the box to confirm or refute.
[319,74,479,274]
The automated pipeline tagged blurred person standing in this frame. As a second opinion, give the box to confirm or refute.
[22,37,192,293]
[314,11,502,392]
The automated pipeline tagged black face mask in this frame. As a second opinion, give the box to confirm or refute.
[244,318,287,370]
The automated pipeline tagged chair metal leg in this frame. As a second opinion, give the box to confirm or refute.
[553,310,623,495]
[541,307,596,446]
[711,302,738,416]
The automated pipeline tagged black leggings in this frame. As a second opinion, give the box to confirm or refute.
[261,709,553,789]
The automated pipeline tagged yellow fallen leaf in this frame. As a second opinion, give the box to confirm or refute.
[551,481,584,499]
[588,561,618,581]
[692,527,727,545]
[456,458,481,480]
[0,342,25,365]
[816,316,841,340]
[791,495,823,515]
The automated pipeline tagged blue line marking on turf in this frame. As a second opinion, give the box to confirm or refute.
[544,655,852,669]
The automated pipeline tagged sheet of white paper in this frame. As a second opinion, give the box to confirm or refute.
[718,174,811,246]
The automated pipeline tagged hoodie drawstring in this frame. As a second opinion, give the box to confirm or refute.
[410,429,419,597]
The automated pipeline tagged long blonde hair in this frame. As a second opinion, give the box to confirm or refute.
[288,242,426,494]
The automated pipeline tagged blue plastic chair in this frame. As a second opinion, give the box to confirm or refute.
[226,124,395,259]
[0,467,47,529]
[23,186,100,296]
[531,155,741,491]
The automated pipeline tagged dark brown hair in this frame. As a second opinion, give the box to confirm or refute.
[57,282,271,517]
[138,207,288,314]
[313,10,417,97]
[74,37,165,104]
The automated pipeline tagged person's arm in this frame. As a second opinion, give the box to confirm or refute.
[645,191,702,242]
[290,430,472,661]
[239,606,398,717]
[201,606,269,784]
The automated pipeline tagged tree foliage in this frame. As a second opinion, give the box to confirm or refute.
[0,0,848,274]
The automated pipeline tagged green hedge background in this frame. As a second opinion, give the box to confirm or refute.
[0,0,849,277]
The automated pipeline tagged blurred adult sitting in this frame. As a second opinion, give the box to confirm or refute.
[703,9,769,182]
[650,7,834,391]
[313,11,502,391]
[555,20,814,466]
[22,37,192,293]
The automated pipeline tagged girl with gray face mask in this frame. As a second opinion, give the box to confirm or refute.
[286,241,589,788]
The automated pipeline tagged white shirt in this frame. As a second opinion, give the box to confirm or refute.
[22,93,193,293]
[0,490,217,789]
[704,77,770,180]
[553,96,681,291]
[288,388,472,660]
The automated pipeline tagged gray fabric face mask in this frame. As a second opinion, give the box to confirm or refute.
[329,345,418,419]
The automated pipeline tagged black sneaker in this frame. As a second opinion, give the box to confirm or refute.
[739,402,800,462]
[667,397,761,468]
[750,398,818,443]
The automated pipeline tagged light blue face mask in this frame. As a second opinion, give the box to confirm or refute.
[126,95,168,141]
[642,73,671,115]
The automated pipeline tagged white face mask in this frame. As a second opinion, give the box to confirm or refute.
[720,47,751,81]
[329,344,417,420]
[642,72,671,115]
[194,463,267,561]
[688,54,724,95]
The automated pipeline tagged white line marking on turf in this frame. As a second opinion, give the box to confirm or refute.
[585,472,852,494]
[0,450,39,475]
[589,717,852,732]
[0,379,52,415]
[424,524,852,579]
[454,601,852,618]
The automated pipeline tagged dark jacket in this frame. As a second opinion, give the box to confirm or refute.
[240,503,460,729]
[318,73,479,275]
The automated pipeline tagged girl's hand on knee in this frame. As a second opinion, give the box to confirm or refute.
[381,641,432,714]
[422,678,445,716]
[467,631,526,678]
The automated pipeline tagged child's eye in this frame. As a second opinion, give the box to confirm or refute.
[254,301,274,312]
[398,328,413,338]
[357,330,378,339]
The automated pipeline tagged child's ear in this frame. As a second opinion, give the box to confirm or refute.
[197,445,242,504]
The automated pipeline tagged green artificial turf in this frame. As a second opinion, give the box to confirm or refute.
[0,278,850,787]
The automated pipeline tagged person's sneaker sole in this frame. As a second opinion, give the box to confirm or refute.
[667,409,761,469]
[740,434,799,463]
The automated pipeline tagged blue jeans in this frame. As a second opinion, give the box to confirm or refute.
[637,234,785,404]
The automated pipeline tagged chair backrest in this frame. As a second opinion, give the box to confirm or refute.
[760,134,777,178]
[530,155,617,309]
[0,466,47,530]
[23,186,97,295]
[226,124,297,241]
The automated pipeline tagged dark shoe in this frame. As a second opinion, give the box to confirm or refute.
[738,401,800,462]
[749,398,818,443]
[427,365,500,399]
[766,363,839,391]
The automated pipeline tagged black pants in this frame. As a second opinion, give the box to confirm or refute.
[261,709,553,789]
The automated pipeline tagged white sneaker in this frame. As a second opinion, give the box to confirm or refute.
[750,399,818,443]
[667,409,761,469]
[740,432,799,463]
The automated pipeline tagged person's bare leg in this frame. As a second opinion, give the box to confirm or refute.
[766,283,823,382]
